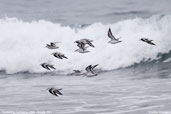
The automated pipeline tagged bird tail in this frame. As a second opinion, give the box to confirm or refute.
[63,56,68,59]
[49,65,56,70]
[88,42,95,47]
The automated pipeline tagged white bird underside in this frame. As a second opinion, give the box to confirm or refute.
[47,46,58,49]
[75,48,90,53]
[108,28,122,44]
[70,70,83,76]
[108,40,122,44]
[85,72,97,77]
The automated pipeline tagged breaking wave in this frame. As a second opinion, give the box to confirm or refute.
[0,14,171,74]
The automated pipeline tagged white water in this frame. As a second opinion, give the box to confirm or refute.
[0,15,171,74]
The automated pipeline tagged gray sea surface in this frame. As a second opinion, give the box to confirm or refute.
[0,0,171,25]
[0,62,171,114]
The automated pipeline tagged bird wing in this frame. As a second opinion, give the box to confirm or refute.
[82,38,93,42]
[54,90,63,95]
[85,65,92,72]
[148,41,156,46]
[56,53,63,59]
[62,55,68,59]
[49,89,55,95]
[92,64,98,69]
[44,64,51,70]
[77,43,85,48]
[88,64,98,74]
[52,91,58,96]
[108,28,117,40]
[49,65,56,70]
[87,42,95,47]
[54,53,58,58]
[46,67,51,70]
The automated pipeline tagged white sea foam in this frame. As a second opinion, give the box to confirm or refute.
[163,58,171,63]
[0,15,171,74]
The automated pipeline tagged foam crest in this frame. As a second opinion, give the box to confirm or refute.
[0,15,171,74]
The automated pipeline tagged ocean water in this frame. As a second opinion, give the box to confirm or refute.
[0,0,171,114]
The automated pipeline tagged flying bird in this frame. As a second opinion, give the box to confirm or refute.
[40,63,56,70]
[52,52,68,59]
[45,42,60,49]
[140,38,156,46]
[84,64,99,77]
[47,88,63,97]
[108,28,122,44]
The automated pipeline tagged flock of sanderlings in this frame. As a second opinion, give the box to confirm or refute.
[40,28,156,96]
